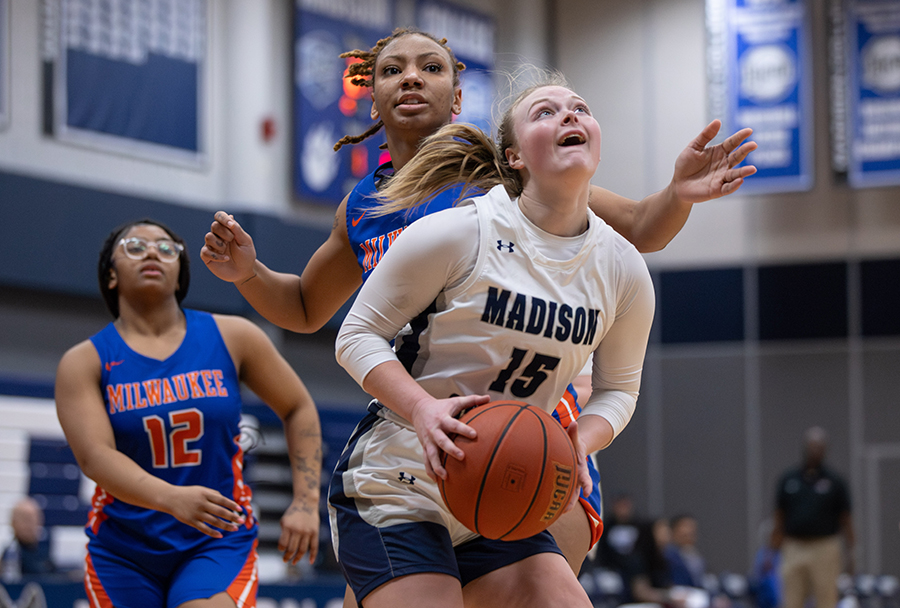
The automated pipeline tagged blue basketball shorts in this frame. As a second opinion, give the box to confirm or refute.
[84,529,259,608]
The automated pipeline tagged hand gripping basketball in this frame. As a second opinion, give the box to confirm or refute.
[437,400,578,541]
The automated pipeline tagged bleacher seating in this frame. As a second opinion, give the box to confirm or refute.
[28,438,88,528]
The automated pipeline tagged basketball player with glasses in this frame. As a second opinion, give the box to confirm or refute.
[55,219,322,608]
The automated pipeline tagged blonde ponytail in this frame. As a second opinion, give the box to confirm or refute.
[373,123,517,216]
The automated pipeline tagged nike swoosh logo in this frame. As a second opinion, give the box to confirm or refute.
[105,360,125,372]
[351,210,367,227]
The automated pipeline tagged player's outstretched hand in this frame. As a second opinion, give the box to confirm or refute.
[672,119,758,203]
[564,420,592,513]
[201,211,258,284]
[410,394,491,482]
[279,498,320,565]
[167,485,246,538]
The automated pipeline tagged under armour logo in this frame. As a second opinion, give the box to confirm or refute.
[398,472,416,485]
[496,240,515,253]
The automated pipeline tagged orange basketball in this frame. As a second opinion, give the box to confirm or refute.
[437,400,578,541]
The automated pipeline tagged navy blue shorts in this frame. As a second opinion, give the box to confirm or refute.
[328,407,564,603]
[330,512,562,603]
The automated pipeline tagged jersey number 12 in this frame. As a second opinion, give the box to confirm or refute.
[143,408,204,468]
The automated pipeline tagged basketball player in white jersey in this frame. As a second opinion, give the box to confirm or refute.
[325,74,689,607]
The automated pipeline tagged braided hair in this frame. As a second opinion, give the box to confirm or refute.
[332,27,466,152]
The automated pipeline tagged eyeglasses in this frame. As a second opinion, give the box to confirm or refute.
[117,237,184,262]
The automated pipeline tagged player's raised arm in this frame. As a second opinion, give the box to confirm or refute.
[590,120,757,253]
[202,202,363,333]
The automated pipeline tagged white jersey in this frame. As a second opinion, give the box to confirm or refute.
[336,184,655,440]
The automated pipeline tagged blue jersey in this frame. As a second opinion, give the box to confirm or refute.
[346,161,470,282]
[86,309,256,553]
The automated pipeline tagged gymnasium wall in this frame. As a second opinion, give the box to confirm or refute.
[556,0,900,576]
[1,0,899,581]
[0,0,301,215]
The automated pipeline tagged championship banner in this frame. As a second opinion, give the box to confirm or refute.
[845,0,900,188]
[294,0,395,204]
[707,0,813,193]
[294,0,495,205]
[49,0,206,165]
[0,0,8,130]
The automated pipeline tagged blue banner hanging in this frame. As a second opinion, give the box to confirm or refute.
[708,0,813,193]
[846,0,900,188]
[294,0,395,204]
[293,0,495,205]
[416,0,494,133]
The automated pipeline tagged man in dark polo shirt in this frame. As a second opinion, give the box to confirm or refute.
[770,426,855,608]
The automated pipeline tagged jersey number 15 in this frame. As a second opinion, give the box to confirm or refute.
[489,347,561,398]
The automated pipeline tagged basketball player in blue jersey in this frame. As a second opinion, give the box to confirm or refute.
[201,28,756,602]
[329,77,661,608]
[55,220,322,608]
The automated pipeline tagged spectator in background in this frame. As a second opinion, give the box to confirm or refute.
[666,513,705,588]
[0,497,56,582]
[771,426,855,608]
[594,493,641,577]
[620,518,687,607]
[748,518,781,608]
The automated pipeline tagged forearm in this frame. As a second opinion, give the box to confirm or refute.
[80,447,176,513]
[578,243,652,445]
[282,406,322,512]
[596,121,757,253]
[235,261,318,333]
[573,412,615,454]
[629,181,693,253]
[580,387,636,449]
[362,360,435,424]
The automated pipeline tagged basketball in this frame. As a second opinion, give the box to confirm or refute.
[437,400,578,541]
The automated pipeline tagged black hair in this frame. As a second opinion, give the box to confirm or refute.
[97,219,190,318]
